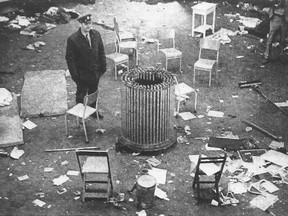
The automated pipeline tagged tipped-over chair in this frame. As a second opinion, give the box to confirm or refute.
[156,28,182,72]
[65,90,100,143]
[193,38,220,86]
[76,149,113,202]
[192,154,226,205]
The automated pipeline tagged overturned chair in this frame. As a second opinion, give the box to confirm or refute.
[192,153,226,205]
[76,149,113,202]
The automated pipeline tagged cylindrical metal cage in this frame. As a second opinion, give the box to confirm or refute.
[119,67,176,152]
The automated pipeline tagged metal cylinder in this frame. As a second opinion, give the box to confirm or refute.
[119,67,176,152]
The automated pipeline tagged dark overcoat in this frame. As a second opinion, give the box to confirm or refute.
[65,28,106,84]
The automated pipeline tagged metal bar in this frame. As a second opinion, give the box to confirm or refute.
[45,146,101,152]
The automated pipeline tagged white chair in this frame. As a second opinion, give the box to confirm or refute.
[103,31,130,80]
[193,38,220,87]
[113,18,139,66]
[65,90,100,143]
[156,28,182,72]
[174,76,198,114]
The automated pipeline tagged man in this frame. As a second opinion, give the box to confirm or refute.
[263,0,288,64]
[66,14,106,118]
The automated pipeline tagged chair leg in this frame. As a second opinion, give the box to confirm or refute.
[82,119,89,143]
[165,58,168,71]
[115,63,117,80]
[179,57,182,72]
[176,99,180,114]
[209,69,212,87]
[127,61,129,73]
[76,117,79,127]
[65,114,68,136]
[193,68,196,84]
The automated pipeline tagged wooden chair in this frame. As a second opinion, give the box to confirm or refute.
[103,31,129,80]
[192,154,226,205]
[113,18,139,66]
[173,75,198,114]
[193,38,220,87]
[76,149,113,202]
[156,28,182,72]
[64,90,100,143]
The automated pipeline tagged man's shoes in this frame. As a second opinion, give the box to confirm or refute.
[92,112,104,119]
[262,58,270,65]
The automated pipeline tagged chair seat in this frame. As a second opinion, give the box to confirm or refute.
[119,41,137,49]
[67,103,96,119]
[82,157,109,173]
[194,59,216,70]
[106,52,129,62]
[160,48,182,58]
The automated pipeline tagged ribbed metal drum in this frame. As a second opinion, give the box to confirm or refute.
[119,67,176,152]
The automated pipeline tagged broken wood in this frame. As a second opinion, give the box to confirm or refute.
[242,120,283,141]
[45,146,100,152]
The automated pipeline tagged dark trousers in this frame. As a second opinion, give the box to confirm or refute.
[75,79,99,108]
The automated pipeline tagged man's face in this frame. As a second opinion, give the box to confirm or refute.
[81,21,92,33]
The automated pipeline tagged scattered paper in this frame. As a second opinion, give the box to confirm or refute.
[269,141,284,150]
[136,210,147,216]
[53,175,69,186]
[250,193,279,211]
[44,167,53,173]
[175,82,196,95]
[66,170,80,176]
[228,182,247,194]
[260,150,288,167]
[61,160,69,166]
[57,188,67,194]
[32,199,46,207]
[23,120,37,129]
[146,157,161,167]
[207,110,224,118]
[260,180,279,193]
[155,187,169,200]
[178,112,197,120]
[10,147,25,159]
[148,168,167,184]
[18,175,29,181]
[205,143,223,151]
[275,100,288,107]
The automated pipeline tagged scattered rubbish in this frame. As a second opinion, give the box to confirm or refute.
[231,95,239,98]
[250,193,278,211]
[35,192,45,198]
[0,16,9,23]
[275,100,288,107]
[211,199,219,206]
[205,143,223,151]
[228,182,247,194]
[148,168,167,184]
[146,157,161,167]
[238,80,261,88]
[0,150,9,157]
[57,188,67,195]
[44,167,53,172]
[189,154,221,176]
[0,88,13,107]
[96,128,106,134]
[132,152,141,156]
[238,149,266,163]
[129,198,134,202]
[10,147,25,159]
[32,199,46,207]
[260,150,288,168]
[18,175,29,181]
[23,120,37,130]
[178,112,197,120]
[207,110,224,118]
[61,160,69,166]
[208,137,245,151]
[45,146,100,152]
[184,125,191,135]
[155,187,169,200]
[136,210,147,216]
[236,56,244,59]
[177,135,189,144]
[53,175,69,186]
[269,141,284,150]
[245,127,252,132]
[66,170,79,176]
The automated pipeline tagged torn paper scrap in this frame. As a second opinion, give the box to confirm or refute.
[155,187,169,200]
[18,175,29,181]
[57,188,67,194]
[44,167,53,173]
[136,210,147,216]
[61,160,69,166]
[178,112,197,120]
[228,182,247,194]
[23,120,37,130]
[32,199,46,207]
[275,100,288,107]
[207,110,224,118]
[10,147,25,159]
[250,193,279,211]
[148,168,167,184]
[146,157,161,167]
[53,175,69,186]
[66,170,80,176]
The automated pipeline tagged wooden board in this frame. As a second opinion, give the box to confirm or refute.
[20,70,68,117]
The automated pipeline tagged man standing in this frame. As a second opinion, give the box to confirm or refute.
[66,14,106,118]
[263,0,288,64]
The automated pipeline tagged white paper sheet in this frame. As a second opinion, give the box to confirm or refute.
[148,168,167,185]
[32,199,46,207]
[23,120,37,129]
[207,110,224,118]
[260,150,288,167]
[178,112,197,120]
[53,175,69,186]
[66,170,80,176]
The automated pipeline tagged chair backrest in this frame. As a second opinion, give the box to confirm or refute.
[102,31,120,53]
[198,38,220,62]
[76,149,110,179]
[157,28,176,49]
[196,153,226,179]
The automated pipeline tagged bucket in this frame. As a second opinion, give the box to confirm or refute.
[136,174,156,209]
